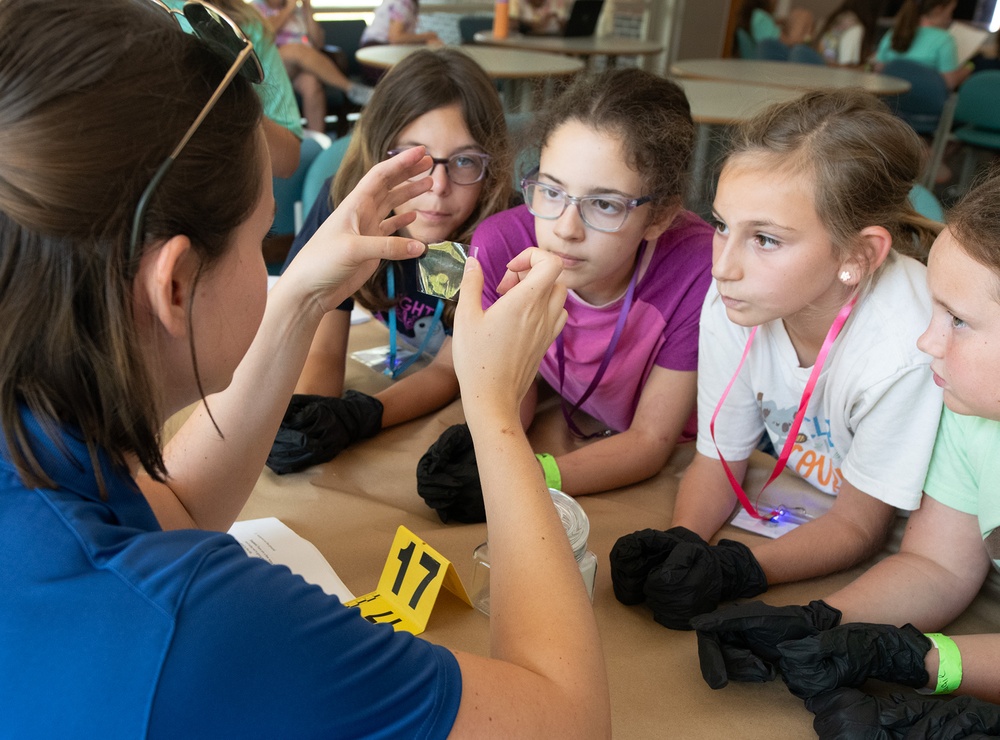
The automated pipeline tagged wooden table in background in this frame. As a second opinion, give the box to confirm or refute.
[676,78,805,211]
[473,31,663,69]
[357,44,584,110]
[671,58,911,96]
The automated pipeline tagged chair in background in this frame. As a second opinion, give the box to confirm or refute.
[458,15,494,44]
[882,59,956,189]
[789,44,824,65]
[735,28,757,59]
[267,131,333,272]
[302,135,354,217]
[951,71,1000,190]
[318,19,368,137]
[756,38,790,61]
[908,183,945,223]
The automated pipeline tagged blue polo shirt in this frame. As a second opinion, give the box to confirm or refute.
[0,410,461,738]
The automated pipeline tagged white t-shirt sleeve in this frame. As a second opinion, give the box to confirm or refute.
[838,24,863,65]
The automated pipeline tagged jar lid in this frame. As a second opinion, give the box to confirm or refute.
[549,488,590,561]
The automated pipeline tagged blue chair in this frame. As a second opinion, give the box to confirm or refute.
[320,19,367,79]
[882,60,949,135]
[317,19,367,136]
[301,134,354,217]
[458,15,495,44]
[735,28,756,59]
[273,131,332,238]
[789,44,825,65]
[756,38,790,61]
[882,59,956,188]
[952,71,1000,189]
[908,183,945,223]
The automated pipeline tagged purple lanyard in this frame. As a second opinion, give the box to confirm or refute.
[556,241,647,440]
[710,296,857,520]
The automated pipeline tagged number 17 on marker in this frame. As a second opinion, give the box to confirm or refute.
[344,526,471,635]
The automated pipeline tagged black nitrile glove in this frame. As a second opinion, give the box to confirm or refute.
[609,527,707,605]
[266,391,383,475]
[691,600,842,689]
[415,423,485,524]
[807,688,1000,740]
[778,622,931,699]
[637,528,768,630]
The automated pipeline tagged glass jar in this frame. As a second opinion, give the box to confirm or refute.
[471,488,598,617]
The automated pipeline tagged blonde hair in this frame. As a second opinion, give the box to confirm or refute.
[948,166,1000,300]
[724,89,941,287]
[528,67,694,223]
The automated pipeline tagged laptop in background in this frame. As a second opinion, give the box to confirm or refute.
[562,0,603,38]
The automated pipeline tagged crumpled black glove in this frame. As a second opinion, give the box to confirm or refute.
[691,599,842,689]
[266,391,383,475]
[609,526,707,606]
[616,526,768,630]
[778,622,931,699]
[807,687,1000,740]
[415,423,485,524]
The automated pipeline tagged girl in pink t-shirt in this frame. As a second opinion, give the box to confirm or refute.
[429,68,714,502]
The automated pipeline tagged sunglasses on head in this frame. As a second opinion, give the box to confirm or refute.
[130,0,264,262]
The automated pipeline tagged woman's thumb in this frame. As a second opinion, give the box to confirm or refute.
[455,254,484,324]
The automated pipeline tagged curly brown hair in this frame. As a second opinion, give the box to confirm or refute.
[526,68,694,222]
[948,165,1000,300]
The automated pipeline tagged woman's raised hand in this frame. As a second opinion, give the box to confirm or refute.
[279,146,433,313]
[452,247,567,422]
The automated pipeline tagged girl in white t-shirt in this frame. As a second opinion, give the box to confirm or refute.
[691,171,1000,737]
[610,89,944,629]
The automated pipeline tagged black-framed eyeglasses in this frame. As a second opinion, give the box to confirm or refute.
[520,173,653,233]
[387,148,491,185]
[130,0,265,261]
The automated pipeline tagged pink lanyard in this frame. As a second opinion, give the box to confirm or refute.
[710,296,857,520]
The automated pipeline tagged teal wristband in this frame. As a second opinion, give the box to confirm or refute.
[535,453,562,491]
[925,633,962,694]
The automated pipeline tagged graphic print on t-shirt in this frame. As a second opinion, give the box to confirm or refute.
[758,393,844,494]
[377,296,447,353]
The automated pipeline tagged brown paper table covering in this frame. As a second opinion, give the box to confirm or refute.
[236,315,1000,738]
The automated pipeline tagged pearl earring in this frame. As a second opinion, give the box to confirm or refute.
[839,270,852,283]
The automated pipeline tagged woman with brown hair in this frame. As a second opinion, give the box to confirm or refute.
[0,0,608,735]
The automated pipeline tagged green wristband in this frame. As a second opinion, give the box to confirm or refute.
[535,453,562,491]
[925,632,962,694]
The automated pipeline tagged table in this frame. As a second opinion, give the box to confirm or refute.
[236,316,1000,739]
[473,30,663,68]
[671,58,911,96]
[356,44,584,111]
[676,78,805,211]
